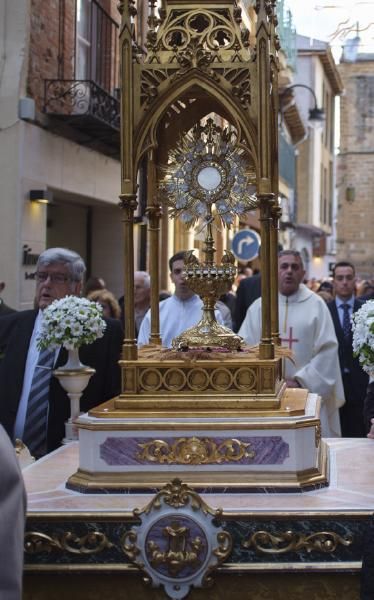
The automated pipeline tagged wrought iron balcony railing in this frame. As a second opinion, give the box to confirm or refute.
[44,79,120,155]
[44,79,119,128]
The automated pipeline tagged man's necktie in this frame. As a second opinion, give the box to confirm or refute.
[23,348,55,456]
[341,303,351,339]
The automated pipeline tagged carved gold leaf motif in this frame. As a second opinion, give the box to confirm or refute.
[137,436,254,465]
[24,531,113,555]
[242,530,353,554]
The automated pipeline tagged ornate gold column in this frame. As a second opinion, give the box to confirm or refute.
[146,150,162,345]
[119,195,138,360]
[118,0,138,360]
[269,0,281,346]
[258,194,275,358]
[256,0,275,360]
[270,201,281,344]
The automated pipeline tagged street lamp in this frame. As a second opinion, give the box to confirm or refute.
[280,84,325,129]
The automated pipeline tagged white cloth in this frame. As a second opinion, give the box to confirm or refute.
[138,294,223,348]
[238,284,345,437]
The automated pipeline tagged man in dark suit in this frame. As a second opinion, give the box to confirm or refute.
[327,261,369,437]
[233,272,261,332]
[0,248,123,455]
[0,281,15,317]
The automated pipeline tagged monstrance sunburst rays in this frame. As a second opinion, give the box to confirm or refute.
[159,119,258,228]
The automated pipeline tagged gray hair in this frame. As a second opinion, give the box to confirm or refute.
[134,271,151,288]
[278,249,304,270]
[37,248,86,282]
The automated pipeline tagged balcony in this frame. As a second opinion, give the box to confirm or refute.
[44,80,120,157]
[43,0,120,158]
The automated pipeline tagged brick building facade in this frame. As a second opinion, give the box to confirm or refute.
[0,0,125,309]
[337,47,374,278]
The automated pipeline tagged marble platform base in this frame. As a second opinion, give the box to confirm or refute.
[66,391,327,493]
[22,439,374,600]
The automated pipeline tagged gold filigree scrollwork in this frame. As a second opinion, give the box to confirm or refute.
[160,9,237,53]
[138,478,222,516]
[137,437,254,465]
[203,530,232,587]
[24,531,113,555]
[242,530,353,555]
[140,69,168,105]
[219,67,252,106]
[120,530,141,562]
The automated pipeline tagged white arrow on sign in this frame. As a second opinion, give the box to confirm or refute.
[238,235,256,255]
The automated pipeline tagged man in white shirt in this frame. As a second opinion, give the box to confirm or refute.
[138,251,223,348]
[239,250,345,437]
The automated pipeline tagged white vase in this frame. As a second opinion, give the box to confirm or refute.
[61,347,86,370]
[53,348,95,443]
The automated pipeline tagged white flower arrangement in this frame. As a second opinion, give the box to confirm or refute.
[37,295,107,351]
[352,299,374,375]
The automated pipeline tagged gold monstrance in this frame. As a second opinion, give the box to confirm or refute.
[160,119,257,351]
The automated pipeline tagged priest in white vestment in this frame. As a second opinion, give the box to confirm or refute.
[239,250,345,437]
[138,251,223,348]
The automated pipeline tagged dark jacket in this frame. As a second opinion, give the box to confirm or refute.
[327,298,369,435]
[234,273,261,332]
[0,300,16,317]
[0,310,123,452]
[363,382,374,435]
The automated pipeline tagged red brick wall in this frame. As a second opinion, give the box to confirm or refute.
[28,0,120,112]
[28,0,75,111]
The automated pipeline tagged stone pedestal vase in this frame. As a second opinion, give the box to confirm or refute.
[53,348,95,443]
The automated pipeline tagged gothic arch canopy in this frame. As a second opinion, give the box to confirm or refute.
[134,73,259,171]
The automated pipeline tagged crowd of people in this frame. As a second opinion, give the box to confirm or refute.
[0,246,374,597]
[1,246,373,448]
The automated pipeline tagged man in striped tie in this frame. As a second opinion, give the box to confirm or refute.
[0,248,123,457]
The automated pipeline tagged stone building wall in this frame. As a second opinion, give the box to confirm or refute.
[337,58,374,277]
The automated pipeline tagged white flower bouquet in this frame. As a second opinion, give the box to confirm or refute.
[37,295,107,351]
[352,299,374,375]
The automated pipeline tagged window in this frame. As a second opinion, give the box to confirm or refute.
[75,0,119,93]
[76,0,92,80]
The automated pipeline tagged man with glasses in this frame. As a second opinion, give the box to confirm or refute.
[327,261,369,437]
[0,248,123,456]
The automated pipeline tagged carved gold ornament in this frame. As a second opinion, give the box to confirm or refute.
[137,436,254,465]
[242,530,352,555]
[160,119,257,228]
[147,520,205,577]
[24,531,113,555]
[120,479,232,599]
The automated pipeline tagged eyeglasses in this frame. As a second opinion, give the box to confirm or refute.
[35,272,72,284]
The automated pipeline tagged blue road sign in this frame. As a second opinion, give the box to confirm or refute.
[231,229,260,262]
